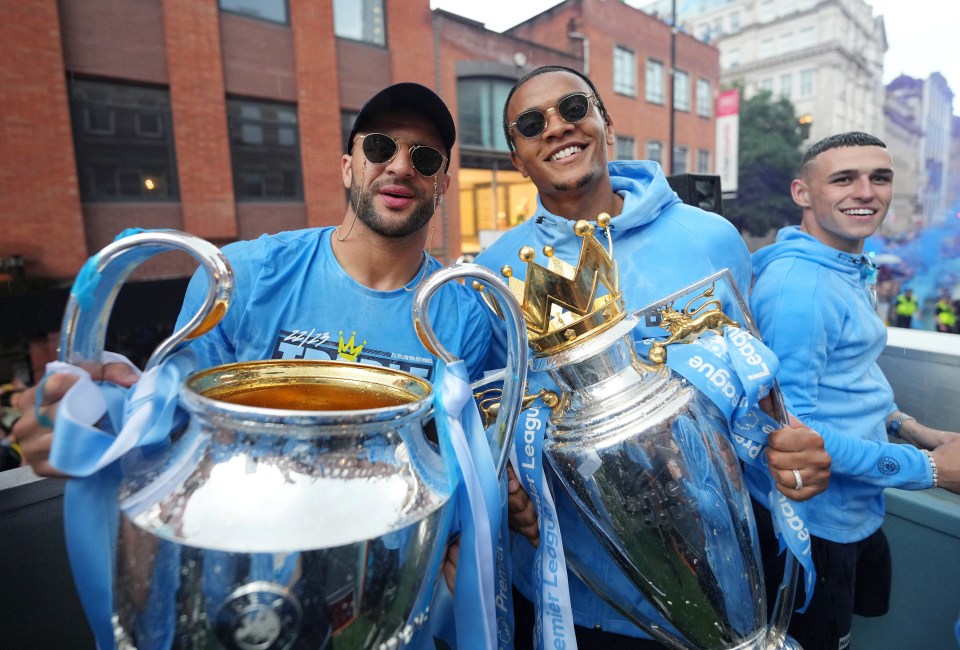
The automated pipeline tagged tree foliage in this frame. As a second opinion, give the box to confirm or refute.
[723,89,806,236]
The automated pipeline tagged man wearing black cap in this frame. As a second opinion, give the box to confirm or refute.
[16,81,489,473]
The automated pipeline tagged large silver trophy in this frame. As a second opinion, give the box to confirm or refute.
[476,215,801,650]
[55,230,527,649]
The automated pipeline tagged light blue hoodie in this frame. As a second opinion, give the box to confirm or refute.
[476,160,752,638]
[748,226,934,543]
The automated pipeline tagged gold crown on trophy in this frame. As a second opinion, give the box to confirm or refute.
[477,213,626,356]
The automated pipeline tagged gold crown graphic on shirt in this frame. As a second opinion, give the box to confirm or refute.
[337,331,365,362]
[476,213,625,356]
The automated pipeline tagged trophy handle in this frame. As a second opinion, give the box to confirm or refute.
[59,229,233,370]
[412,264,528,477]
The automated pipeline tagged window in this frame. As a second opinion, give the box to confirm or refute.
[697,149,711,173]
[69,79,178,201]
[219,0,287,24]
[800,69,814,96]
[674,70,690,112]
[759,78,774,92]
[798,26,816,49]
[760,38,775,59]
[672,145,688,175]
[726,48,741,69]
[342,111,359,153]
[780,73,793,98]
[729,11,740,31]
[696,79,712,118]
[646,59,665,104]
[227,98,303,200]
[615,136,635,161]
[334,0,385,46]
[780,31,793,55]
[614,46,637,96]
[760,0,776,21]
[646,141,663,164]
[457,78,513,152]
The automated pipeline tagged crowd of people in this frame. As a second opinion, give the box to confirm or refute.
[4,72,960,648]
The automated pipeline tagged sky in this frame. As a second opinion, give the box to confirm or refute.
[430,0,959,113]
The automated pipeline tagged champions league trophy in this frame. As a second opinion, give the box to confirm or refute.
[48,230,527,649]
[474,215,802,650]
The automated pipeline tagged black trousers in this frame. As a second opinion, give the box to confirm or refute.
[753,499,891,650]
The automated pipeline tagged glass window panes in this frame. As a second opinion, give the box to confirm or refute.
[457,78,513,152]
[227,97,303,200]
[697,149,710,173]
[614,46,637,96]
[674,70,690,111]
[646,140,663,164]
[780,31,793,55]
[334,0,386,46]
[69,79,179,201]
[646,59,664,103]
[760,0,776,21]
[696,78,711,117]
[219,0,287,24]
[800,69,814,96]
[672,145,688,175]
[729,11,740,31]
[798,26,816,49]
[726,48,741,69]
[780,73,792,98]
[760,38,775,59]
[615,136,635,161]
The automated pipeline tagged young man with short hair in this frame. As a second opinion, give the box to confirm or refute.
[749,131,960,649]
[477,64,832,648]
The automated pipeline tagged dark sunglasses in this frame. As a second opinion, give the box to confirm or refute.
[354,133,446,177]
[508,92,597,139]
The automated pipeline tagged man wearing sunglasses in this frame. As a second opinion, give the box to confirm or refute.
[19,81,490,457]
[475,65,833,648]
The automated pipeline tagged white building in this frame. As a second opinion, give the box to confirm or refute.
[634,0,888,145]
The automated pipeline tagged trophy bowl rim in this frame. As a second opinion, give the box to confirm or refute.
[181,359,434,426]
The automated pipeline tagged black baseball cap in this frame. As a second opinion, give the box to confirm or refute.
[346,82,456,158]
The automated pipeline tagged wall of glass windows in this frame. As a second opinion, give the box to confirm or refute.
[456,76,538,254]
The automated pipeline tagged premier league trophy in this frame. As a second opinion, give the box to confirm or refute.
[473,215,802,650]
[48,230,528,649]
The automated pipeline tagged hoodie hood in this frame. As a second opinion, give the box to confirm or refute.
[511,160,682,262]
[753,226,874,283]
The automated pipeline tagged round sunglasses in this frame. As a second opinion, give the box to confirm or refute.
[354,133,447,177]
[507,92,597,139]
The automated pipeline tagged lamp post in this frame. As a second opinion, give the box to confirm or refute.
[669,0,677,174]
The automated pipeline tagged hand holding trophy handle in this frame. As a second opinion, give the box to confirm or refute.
[412,264,528,476]
[59,229,233,369]
[763,380,802,650]
[723,273,802,650]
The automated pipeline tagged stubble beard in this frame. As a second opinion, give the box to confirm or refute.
[351,179,435,239]
[553,169,597,192]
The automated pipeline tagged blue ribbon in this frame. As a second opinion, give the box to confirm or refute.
[47,351,196,649]
[639,327,816,612]
[512,397,577,650]
[430,360,508,649]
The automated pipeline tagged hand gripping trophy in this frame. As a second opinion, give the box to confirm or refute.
[474,214,806,650]
[39,229,528,649]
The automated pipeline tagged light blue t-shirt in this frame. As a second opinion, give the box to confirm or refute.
[176,227,490,382]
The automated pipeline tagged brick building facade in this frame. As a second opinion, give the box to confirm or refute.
[0,0,719,382]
